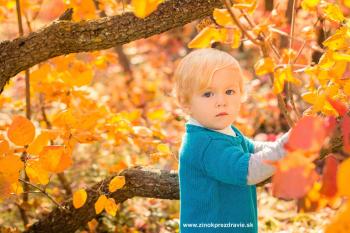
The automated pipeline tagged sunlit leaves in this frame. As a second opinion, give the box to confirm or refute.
[322,2,346,23]
[342,114,350,153]
[272,66,302,94]
[7,115,35,146]
[0,153,23,200]
[337,158,350,197]
[94,195,119,216]
[285,115,328,154]
[322,27,349,51]
[213,8,235,26]
[131,0,164,19]
[320,155,338,198]
[95,194,107,214]
[301,0,320,11]
[108,176,125,193]
[272,151,319,199]
[324,201,350,233]
[25,160,50,185]
[73,188,87,209]
[254,57,275,76]
[39,146,72,173]
[104,198,118,216]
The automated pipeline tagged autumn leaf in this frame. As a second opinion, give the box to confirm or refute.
[73,188,87,209]
[337,158,350,197]
[95,194,107,214]
[320,154,339,198]
[326,96,348,116]
[213,8,235,26]
[39,146,72,173]
[254,57,275,76]
[301,0,320,11]
[7,115,35,146]
[342,114,350,153]
[285,115,328,154]
[187,27,222,49]
[109,176,126,192]
[324,201,350,233]
[272,151,319,199]
[0,140,10,155]
[104,198,118,216]
[131,0,164,19]
[25,160,50,185]
[322,2,346,23]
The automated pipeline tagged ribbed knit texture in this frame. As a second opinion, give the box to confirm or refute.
[178,123,258,233]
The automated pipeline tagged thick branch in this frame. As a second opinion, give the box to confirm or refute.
[25,166,179,233]
[0,0,224,93]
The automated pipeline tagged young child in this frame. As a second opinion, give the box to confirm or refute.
[173,48,291,233]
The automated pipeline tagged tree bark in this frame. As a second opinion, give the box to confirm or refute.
[25,166,179,233]
[0,0,223,94]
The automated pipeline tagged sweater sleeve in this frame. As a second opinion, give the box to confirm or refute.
[246,129,292,185]
[202,139,251,186]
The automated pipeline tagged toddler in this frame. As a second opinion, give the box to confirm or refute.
[173,48,291,233]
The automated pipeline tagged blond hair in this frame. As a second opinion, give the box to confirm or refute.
[172,48,246,108]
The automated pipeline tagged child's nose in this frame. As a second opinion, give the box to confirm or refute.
[216,94,228,107]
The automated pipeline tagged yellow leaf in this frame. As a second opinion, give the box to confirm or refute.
[109,176,126,192]
[344,81,350,96]
[95,194,107,214]
[332,52,350,62]
[131,0,164,18]
[301,0,320,11]
[104,198,118,216]
[73,188,87,209]
[233,0,257,14]
[337,158,350,197]
[318,50,335,69]
[188,27,222,49]
[157,143,170,154]
[7,115,35,146]
[213,8,235,26]
[146,108,167,121]
[323,27,348,50]
[323,3,346,23]
[25,161,49,185]
[254,57,275,76]
[301,91,317,104]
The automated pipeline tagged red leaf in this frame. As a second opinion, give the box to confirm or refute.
[320,154,339,198]
[326,96,348,116]
[272,151,319,199]
[285,115,327,154]
[342,114,350,153]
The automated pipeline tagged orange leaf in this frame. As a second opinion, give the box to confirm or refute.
[39,146,72,173]
[7,115,35,146]
[25,160,49,185]
[95,194,107,214]
[109,176,126,192]
[73,188,87,209]
[104,198,118,216]
[337,158,350,197]
[0,140,10,155]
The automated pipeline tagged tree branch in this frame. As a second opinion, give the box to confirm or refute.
[0,0,224,94]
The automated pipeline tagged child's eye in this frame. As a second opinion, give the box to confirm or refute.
[202,92,213,98]
[226,89,235,95]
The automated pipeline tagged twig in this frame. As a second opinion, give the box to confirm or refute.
[221,0,263,46]
[18,178,63,209]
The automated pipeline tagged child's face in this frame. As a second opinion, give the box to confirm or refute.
[184,65,243,130]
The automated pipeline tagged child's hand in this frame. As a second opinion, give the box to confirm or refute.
[275,129,292,158]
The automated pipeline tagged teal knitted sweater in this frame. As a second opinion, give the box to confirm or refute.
[178,123,257,233]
